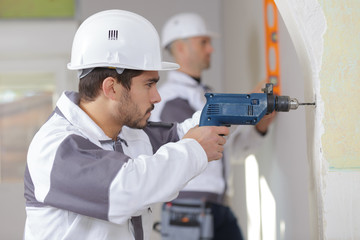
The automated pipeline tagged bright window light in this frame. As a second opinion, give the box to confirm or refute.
[260,176,277,240]
[280,220,286,239]
[245,154,261,240]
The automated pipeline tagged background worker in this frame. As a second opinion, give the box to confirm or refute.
[151,12,275,240]
[23,9,229,240]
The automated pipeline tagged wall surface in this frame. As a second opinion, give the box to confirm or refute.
[318,0,360,239]
[318,1,360,167]
[274,1,325,238]
[223,0,311,239]
[276,0,360,239]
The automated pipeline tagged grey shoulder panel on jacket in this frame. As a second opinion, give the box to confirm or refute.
[160,98,196,122]
[43,134,130,220]
[144,122,180,153]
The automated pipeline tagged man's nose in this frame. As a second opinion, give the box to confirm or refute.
[151,87,161,104]
[208,43,214,53]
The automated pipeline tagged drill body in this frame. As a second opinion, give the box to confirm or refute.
[199,83,300,126]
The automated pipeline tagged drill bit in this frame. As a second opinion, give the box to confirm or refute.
[289,99,316,110]
[298,102,316,106]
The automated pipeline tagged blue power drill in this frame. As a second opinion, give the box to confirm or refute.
[199,83,315,126]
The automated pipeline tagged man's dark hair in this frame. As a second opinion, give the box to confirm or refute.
[79,68,143,101]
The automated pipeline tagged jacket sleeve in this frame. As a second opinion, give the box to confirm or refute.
[176,111,201,139]
[108,138,207,224]
[26,131,207,225]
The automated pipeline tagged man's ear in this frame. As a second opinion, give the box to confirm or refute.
[102,77,117,100]
[175,40,186,53]
[174,40,191,60]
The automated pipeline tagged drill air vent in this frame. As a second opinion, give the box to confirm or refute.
[248,105,254,116]
[207,104,220,115]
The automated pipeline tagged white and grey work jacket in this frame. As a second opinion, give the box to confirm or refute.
[24,91,207,240]
[151,70,265,203]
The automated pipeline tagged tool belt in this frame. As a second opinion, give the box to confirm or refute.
[153,198,214,240]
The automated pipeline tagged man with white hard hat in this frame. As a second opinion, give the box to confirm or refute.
[23,9,229,240]
[151,12,275,240]
[151,13,216,123]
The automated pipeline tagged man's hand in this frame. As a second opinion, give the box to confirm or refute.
[183,126,229,162]
[256,111,276,134]
[252,80,276,134]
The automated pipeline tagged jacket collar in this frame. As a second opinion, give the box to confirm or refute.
[56,91,113,142]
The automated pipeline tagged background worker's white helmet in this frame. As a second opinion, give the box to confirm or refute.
[161,12,217,48]
[67,9,179,73]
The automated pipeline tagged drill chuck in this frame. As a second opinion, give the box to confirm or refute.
[276,96,300,111]
[268,95,300,112]
[275,96,292,112]
[289,98,300,110]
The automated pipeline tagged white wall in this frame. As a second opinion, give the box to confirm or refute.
[223,0,311,239]
[0,20,78,94]
[276,0,360,239]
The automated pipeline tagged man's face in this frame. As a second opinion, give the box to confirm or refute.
[116,71,160,129]
[186,36,213,71]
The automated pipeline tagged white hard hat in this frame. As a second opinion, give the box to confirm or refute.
[161,12,216,48]
[67,9,179,72]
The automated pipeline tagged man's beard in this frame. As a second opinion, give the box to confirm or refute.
[118,90,154,129]
[125,104,154,129]
[115,88,150,129]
